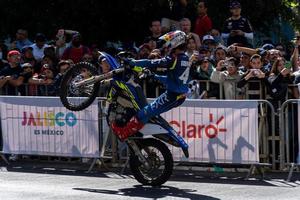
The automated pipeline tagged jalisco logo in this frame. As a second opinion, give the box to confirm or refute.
[21,111,77,127]
[169,113,227,139]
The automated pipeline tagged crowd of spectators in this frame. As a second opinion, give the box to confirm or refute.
[0,0,299,108]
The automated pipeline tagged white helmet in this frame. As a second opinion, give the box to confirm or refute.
[158,30,186,50]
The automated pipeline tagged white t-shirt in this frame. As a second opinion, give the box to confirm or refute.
[30,43,50,61]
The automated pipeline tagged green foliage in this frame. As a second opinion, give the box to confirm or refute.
[0,0,298,46]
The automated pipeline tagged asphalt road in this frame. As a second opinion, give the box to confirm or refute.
[1,162,300,200]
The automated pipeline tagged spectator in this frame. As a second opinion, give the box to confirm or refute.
[81,53,93,63]
[19,63,34,96]
[190,56,219,98]
[21,46,37,70]
[144,36,158,51]
[35,64,55,96]
[54,29,78,58]
[237,54,267,99]
[290,37,300,98]
[137,44,151,59]
[145,19,162,43]
[62,32,90,63]
[190,56,213,80]
[179,18,201,48]
[0,50,24,95]
[40,55,56,73]
[275,43,287,59]
[160,0,188,32]
[228,44,271,73]
[210,57,244,99]
[194,1,212,41]
[11,29,33,51]
[210,29,224,45]
[267,57,294,102]
[44,45,56,60]
[202,35,217,51]
[213,45,227,66]
[238,52,251,72]
[30,33,49,61]
[0,41,8,61]
[90,47,101,68]
[291,36,300,73]
[185,34,198,59]
[53,60,72,95]
[199,45,211,58]
[221,1,253,46]
[97,52,120,96]
[0,42,8,69]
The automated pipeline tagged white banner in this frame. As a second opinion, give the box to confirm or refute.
[161,100,259,164]
[0,97,99,158]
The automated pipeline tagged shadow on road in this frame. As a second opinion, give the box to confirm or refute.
[170,171,300,187]
[2,160,300,188]
[73,185,220,199]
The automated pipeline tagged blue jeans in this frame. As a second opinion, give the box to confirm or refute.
[137,91,186,124]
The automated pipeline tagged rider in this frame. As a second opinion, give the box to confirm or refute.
[111,30,190,140]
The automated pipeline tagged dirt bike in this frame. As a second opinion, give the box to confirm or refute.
[59,55,189,186]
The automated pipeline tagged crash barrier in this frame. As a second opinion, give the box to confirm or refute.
[99,99,276,172]
[0,97,277,173]
[0,96,100,159]
[279,99,300,181]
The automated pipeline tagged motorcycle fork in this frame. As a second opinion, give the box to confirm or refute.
[126,139,151,170]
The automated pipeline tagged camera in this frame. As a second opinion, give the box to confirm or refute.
[37,74,46,79]
[251,69,259,77]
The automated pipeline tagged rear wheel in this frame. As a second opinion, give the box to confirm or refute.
[59,62,99,111]
[129,138,173,186]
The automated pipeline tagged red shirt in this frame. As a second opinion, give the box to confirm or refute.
[194,15,213,41]
[62,46,90,63]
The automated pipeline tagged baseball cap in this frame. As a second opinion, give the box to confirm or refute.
[72,32,81,40]
[21,63,33,68]
[230,1,241,9]
[257,48,268,57]
[199,45,210,52]
[58,59,70,67]
[199,56,210,64]
[7,50,21,57]
[262,43,274,50]
[202,35,216,44]
[216,44,228,52]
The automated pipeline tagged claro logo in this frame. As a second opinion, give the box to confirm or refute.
[21,111,77,127]
[169,113,227,139]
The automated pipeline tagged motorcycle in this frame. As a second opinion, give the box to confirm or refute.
[59,54,189,186]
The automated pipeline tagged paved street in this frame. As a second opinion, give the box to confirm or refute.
[1,161,300,200]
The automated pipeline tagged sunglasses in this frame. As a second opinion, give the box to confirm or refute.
[10,55,21,59]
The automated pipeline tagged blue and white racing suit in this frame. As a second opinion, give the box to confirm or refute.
[131,52,191,124]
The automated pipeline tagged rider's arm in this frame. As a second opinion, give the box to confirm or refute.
[153,75,167,85]
[131,56,174,69]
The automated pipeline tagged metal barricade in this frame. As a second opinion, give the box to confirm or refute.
[279,99,300,180]
[97,98,276,171]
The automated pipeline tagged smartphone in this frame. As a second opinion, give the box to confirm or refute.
[284,61,292,69]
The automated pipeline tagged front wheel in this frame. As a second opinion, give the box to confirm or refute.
[129,138,173,186]
[59,62,99,111]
